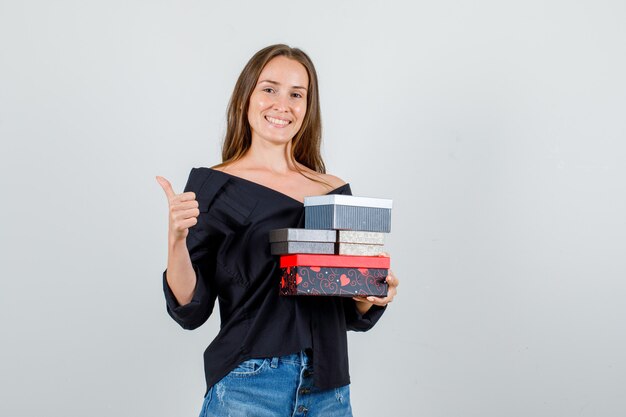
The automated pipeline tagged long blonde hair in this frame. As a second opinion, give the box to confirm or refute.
[217,44,326,175]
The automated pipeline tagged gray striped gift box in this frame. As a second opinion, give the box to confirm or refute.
[304,195,392,233]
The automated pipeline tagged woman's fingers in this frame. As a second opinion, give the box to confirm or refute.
[385,274,398,302]
[172,207,200,223]
[170,199,199,211]
[386,269,399,288]
[366,295,390,305]
[177,216,198,230]
[170,203,200,239]
[175,191,197,203]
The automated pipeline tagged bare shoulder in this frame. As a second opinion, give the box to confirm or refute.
[318,172,347,189]
[296,164,346,189]
[211,162,244,175]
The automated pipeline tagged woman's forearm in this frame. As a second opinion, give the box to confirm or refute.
[166,238,197,306]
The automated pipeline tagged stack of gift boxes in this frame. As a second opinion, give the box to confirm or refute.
[270,195,392,297]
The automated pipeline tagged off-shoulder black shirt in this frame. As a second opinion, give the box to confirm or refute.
[162,167,387,396]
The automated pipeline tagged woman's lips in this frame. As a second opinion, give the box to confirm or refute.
[265,116,291,127]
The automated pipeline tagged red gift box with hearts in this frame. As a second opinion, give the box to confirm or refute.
[278,254,389,297]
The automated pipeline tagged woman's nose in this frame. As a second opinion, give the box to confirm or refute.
[272,93,290,111]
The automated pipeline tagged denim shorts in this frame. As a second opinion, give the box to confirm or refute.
[198,350,352,417]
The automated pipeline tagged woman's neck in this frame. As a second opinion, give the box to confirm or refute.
[237,139,297,174]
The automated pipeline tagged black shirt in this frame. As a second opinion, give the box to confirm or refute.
[162,167,387,396]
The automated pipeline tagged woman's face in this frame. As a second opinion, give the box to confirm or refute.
[247,56,309,147]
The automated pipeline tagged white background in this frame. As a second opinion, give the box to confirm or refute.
[1,0,625,416]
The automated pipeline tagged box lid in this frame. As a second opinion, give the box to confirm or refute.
[269,228,337,243]
[337,230,386,244]
[271,241,335,255]
[304,194,393,209]
[280,254,390,268]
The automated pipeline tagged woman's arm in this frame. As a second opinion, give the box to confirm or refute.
[158,171,219,330]
[157,175,200,306]
[166,237,197,306]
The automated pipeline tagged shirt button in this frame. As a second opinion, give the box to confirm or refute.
[303,369,313,378]
[297,405,308,413]
[299,387,311,395]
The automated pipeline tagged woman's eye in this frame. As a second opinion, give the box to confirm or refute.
[292,92,303,98]
[262,87,274,93]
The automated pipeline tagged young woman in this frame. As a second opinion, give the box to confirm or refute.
[157,44,399,417]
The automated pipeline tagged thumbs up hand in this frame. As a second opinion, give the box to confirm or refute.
[156,176,200,244]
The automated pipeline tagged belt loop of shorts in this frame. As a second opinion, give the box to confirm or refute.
[270,356,279,368]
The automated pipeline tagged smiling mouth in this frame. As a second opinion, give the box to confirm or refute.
[265,116,291,126]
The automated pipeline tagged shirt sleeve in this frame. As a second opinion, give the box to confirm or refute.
[330,182,389,332]
[162,168,222,330]
[343,299,388,332]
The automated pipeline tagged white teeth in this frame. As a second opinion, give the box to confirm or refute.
[266,116,290,126]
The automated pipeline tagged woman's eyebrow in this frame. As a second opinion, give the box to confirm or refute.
[258,79,308,91]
